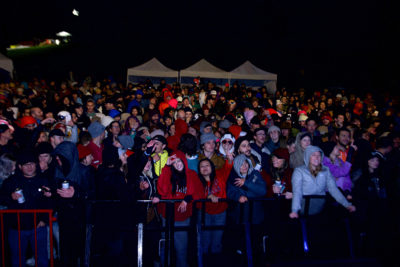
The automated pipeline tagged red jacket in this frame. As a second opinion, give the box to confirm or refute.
[166,119,188,151]
[157,152,203,221]
[197,160,233,215]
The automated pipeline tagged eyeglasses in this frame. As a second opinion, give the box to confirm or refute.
[222,140,233,145]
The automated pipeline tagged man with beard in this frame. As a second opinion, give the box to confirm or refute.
[336,127,357,163]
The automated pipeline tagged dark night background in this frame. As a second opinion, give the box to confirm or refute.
[1,0,399,92]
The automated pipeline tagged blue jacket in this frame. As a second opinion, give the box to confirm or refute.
[227,164,267,224]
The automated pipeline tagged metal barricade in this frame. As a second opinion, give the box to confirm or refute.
[137,195,356,267]
[0,209,55,267]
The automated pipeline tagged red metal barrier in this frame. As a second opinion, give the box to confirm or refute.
[0,209,55,267]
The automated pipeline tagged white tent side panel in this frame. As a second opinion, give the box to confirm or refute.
[0,53,14,74]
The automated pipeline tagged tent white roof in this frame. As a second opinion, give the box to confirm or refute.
[180,59,229,79]
[127,58,178,78]
[0,53,13,74]
[229,60,277,81]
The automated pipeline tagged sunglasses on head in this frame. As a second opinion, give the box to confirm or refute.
[222,140,233,145]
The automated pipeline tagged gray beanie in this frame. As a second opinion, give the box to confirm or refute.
[117,135,134,150]
[88,122,105,138]
[200,133,217,145]
[233,154,254,178]
[268,125,281,134]
[219,119,232,129]
[200,121,212,134]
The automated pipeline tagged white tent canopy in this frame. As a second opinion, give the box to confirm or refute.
[229,60,277,93]
[229,61,277,80]
[0,53,13,74]
[180,59,229,81]
[127,58,178,84]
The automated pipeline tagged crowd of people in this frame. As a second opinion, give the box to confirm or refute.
[0,78,399,266]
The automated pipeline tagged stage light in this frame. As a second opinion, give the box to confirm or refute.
[72,9,79,16]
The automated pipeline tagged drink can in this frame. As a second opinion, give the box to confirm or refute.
[15,188,25,204]
[62,181,69,189]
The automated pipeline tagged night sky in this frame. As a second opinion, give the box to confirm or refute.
[1,0,399,91]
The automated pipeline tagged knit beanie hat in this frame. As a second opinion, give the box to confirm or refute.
[200,133,217,145]
[268,125,281,134]
[219,119,232,129]
[272,148,290,162]
[36,142,53,155]
[117,135,134,150]
[88,122,105,138]
[234,136,249,155]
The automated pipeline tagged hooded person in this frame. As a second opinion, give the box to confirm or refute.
[219,133,235,158]
[167,118,188,151]
[290,146,355,218]
[53,141,89,267]
[289,132,312,169]
[227,154,267,224]
[156,151,203,267]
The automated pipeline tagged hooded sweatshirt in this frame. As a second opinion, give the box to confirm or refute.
[227,154,267,224]
[157,151,203,221]
[291,146,351,215]
[53,141,86,199]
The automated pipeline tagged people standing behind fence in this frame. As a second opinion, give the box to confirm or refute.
[0,77,400,265]
[289,146,356,218]
[1,151,52,267]
[196,156,233,257]
[227,154,267,224]
[157,151,203,267]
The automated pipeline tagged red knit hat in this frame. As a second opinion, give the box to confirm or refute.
[228,125,242,140]
[17,116,37,128]
[77,144,92,160]
[272,148,290,162]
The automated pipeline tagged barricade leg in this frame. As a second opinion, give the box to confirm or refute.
[244,222,253,267]
[137,223,143,267]
[300,218,309,255]
[196,220,203,267]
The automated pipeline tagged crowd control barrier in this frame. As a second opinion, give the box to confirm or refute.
[136,195,356,267]
[0,209,55,267]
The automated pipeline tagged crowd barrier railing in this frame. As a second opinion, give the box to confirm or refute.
[136,195,355,267]
[0,209,55,267]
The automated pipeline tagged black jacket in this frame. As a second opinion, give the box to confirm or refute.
[1,171,51,229]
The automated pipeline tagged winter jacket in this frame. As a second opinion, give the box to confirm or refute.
[227,155,267,224]
[322,156,352,193]
[291,146,351,215]
[1,172,51,229]
[157,152,203,221]
[197,160,233,215]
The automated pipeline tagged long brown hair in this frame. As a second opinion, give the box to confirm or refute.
[309,164,322,177]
